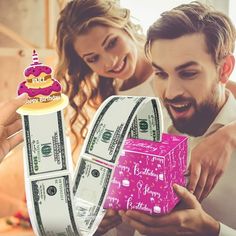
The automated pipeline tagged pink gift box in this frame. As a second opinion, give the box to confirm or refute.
[104,133,188,215]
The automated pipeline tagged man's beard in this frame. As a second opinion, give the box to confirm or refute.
[164,86,220,137]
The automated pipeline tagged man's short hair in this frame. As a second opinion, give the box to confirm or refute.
[145,1,236,65]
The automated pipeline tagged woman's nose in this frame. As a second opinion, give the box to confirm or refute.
[104,55,119,71]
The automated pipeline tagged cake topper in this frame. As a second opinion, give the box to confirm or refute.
[17,50,68,115]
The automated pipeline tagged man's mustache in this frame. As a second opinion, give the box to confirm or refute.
[164,96,195,105]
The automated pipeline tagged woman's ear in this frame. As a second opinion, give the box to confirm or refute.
[220,54,235,84]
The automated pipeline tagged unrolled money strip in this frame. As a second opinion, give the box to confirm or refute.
[73,96,163,234]
[17,50,81,236]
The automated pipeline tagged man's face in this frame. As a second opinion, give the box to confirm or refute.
[150,33,224,136]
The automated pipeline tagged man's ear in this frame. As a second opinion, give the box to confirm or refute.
[219,54,235,84]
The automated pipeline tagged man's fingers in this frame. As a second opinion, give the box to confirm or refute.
[173,184,199,209]
[98,220,121,234]
[99,217,121,229]
[99,215,121,227]
[104,209,118,218]
[120,213,176,236]
[199,173,216,201]
[0,94,28,126]
[94,209,121,235]
[193,170,208,200]
[212,173,223,191]
[120,213,153,234]
[188,163,201,193]
[121,208,187,228]
[96,215,122,235]
[122,210,158,226]
[99,209,121,228]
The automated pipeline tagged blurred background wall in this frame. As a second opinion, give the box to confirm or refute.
[0,0,65,102]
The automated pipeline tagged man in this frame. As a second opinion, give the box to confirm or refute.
[119,2,236,236]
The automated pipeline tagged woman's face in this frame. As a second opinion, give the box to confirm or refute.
[73,25,138,80]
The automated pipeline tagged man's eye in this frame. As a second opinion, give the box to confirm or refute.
[106,37,118,49]
[180,71,198,79]
[155,71,168,80]
[87,55,99,63]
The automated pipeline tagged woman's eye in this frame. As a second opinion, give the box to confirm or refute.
[106,37,118,49]
[86,55,99,63]
[155,71,168,80]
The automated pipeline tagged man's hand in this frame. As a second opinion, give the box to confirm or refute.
[188,126,233,201]
[94,209,122,235]
[119,184,220,236]
[0,94,28,162]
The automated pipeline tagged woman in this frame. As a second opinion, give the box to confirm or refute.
[55,0,236,235]
[56,0,153,156]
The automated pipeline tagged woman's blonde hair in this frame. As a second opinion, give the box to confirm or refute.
[56,0,144,151]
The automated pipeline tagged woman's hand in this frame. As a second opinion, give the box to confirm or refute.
[0,94,28,162]
[188,123,236,201]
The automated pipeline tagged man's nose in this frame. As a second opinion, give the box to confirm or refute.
[165,78,184,100]
[104,54,118,71]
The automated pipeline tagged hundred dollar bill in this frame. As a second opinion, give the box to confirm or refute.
[29,175,80,236]
[23,111,68,176]
[84,96,146,163]
[128,98,163,141]
[73,157,112,231]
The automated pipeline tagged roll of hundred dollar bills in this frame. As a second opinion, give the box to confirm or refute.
[17,50,81,236]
